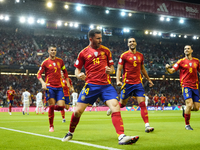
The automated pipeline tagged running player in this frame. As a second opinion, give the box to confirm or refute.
[22,88,31,115]
[37,45,70,132]
[166,45,200,130]
[153,94,159,111]
[160,94,166,111]
[6,86,16,115]
[62,29,139,145]
[107,37,154,133]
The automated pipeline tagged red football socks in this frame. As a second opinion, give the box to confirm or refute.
[139,101,149,123]
[111,112,124,135]
[69,112,80,133]
[54,105,65,111]
[61,109,65,119]
[119,102,125,108]
[48,105,54,127]
[9,106,12,112]
[185,114,190,125]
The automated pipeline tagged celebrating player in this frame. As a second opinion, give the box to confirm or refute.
[6,85,16,115]
[160,94,166,111]
[107,37,154,133]
[61,71,74,123]
[166,45,200,130]
[35,90,44,114]
[22,88,31,115]
[153,94,159,111]
[62,29,139,145]
[37,45,70,132]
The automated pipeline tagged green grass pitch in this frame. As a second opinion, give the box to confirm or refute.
[0,110,200,150]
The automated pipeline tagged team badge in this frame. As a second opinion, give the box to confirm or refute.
[81,95,85,101]
[57,62,60,68]
[186,94,189,97]
[94,52,98,57]
[122,94,125,98]
[133,56,136,60]
[194,63,197,68]
[101,51,105,59]
[189,63,192,66]
[53,63,56,66]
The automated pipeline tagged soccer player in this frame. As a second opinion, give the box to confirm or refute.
[62,29,139,145]
[6,85,16,115]
[160,94,166,111]
[37,45,70,132]
[35,90,44,114]
[71,89,78,111]
[165,45,200,130]
[61,71,74,123]
[153,94,159,111]
[145,94,149,107]
[22,88,31,115]
[107,37,154,133]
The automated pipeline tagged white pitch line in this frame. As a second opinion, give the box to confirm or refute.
[0,127,123,150]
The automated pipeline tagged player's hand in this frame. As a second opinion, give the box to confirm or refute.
[165,64,170,69]
[105,66,112,74]
[149,80,154,87]
[78,72,86,81]
[117,81,122,86]
[41,82,47,90]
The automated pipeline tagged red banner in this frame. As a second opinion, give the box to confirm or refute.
[59,0,200,20]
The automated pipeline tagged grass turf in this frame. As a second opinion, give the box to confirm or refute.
[0,110,200,150]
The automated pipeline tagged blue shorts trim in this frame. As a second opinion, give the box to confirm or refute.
[64,96,70,105]
[46,86,65,102]
[182,87,200,103]
[77,83,118,105]
[7,100,13,105]
[120,83,145,100]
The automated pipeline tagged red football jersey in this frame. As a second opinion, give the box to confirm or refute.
[37,57,68,88]
[74,45,114,85]
[62,78,72,97]
[153,96,159,103]
[160,96,166,103]
[6,90,16,100]
[173,57,200,89]
[118,51,144,84]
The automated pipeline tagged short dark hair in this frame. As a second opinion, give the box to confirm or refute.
[184,45,193,49]
[127,37,136,41]
[88,29,101,38]
[48,45,56,50]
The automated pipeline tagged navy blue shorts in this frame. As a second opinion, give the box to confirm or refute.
[7,100,13,105]
[182,87,200,103]
[46,86,65,102]
[77,83,118,105]
[64,96,70,105]
[120,83,145,100]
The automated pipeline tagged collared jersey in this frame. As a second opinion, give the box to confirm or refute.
[173,57,200,89]
[153,96,159,103]
[160,96,166,103]
[74,45,114,85]
[6,90,16,100]
[118,51,144,84]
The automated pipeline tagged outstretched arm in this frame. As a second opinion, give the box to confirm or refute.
[165,64,176,74]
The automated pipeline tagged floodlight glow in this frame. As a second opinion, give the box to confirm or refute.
[97,26,102,30]
[105,10,109,14]
[158,32,162,36]
[64,22,68,26]
[4,16,9,21]
[37,19,40,23]
[178,35,181,37]
[20,17,26,23]
[64,5,69,9]
[170,34,174,37]
[173,34,176,37]
[15,0,20,3]
[150,32,152,35]
[123,28,130,33]
[184,35,187,38]
[69,23,73,27]
[74,23,78,28]
[166,18,170,21]
[0,0,4,2]
[57,21,62,26]
[47,2,52,8]
[193,36,197,39]
[76,6,82,11]
[40,19,45,24]
[160,17,164,21]
[121,12,126,16]
[197,37,199,39]
[128,13,132,17]
[179,19,184,24]
[145,31,148,34]
[153,31,157,36]
[90,25,94,29]
[0,15,4,20]
[28,17,34,24]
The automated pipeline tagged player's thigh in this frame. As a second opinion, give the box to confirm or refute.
[185,98,193,107]
[74,102,88,117]
[65,104,70,110]
[57,100,65,106]
[48,98,56,105]
[106,99,120,113]
[137,97,145,104]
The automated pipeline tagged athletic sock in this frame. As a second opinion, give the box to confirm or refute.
[48,105,54,127]
[54,105,65,111]
[61,109,65,119]
[118,102,125,108]
[111,112,124,136]
[139,101,149,123]
[9,105,12,112]
[185,114,190,125]
[69,112,80,133]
